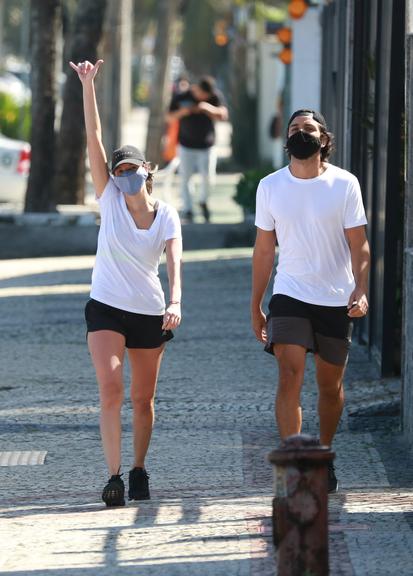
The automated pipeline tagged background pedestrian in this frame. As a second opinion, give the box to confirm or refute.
[167,75,228,222]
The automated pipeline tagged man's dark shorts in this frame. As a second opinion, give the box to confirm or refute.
[265,294,353,366]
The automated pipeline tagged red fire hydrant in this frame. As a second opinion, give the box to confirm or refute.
[268,434,334,576]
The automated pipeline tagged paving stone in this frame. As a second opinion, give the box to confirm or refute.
[0,252,412,575]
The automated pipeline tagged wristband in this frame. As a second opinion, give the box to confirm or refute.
[169,300,181,305]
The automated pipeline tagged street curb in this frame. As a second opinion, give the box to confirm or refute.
[0,215,255,259]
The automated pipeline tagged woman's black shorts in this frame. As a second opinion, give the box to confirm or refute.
[265,294,353,366]
[84,299,173,349]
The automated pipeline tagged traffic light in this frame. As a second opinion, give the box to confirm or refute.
[214,19,229,47]
[276,27,292,65]
[276,27,292,45]
[279,47,292,65]
[288,0,309,20]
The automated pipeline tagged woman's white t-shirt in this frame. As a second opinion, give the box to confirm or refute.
[90,177,182,315]
[255,164,367,306]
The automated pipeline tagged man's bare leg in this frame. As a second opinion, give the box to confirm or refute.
[315,355,346,446]
[273,344,307,439]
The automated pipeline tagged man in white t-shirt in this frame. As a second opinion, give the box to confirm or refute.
[251,109,370,493]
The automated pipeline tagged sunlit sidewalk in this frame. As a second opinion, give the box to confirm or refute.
[0,251,412,575]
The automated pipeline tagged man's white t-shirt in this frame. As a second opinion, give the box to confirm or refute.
[90,177,182,315]
[255,164,367,306]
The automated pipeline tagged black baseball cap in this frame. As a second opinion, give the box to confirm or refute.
[287,109,328,130]
[111,145,146,172]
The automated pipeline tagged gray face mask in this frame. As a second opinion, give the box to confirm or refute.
[113,167,148,195]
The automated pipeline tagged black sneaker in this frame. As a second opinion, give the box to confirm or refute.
[200,202,210,222]
[328,462,338,494]
[128,467,150,500]
[102,474,125,507]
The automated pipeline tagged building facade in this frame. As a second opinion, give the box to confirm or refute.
[320,0,413,444]
[321,0,406,376]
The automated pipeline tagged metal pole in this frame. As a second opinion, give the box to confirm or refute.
[402,0,413,445]
[120,0,132,125]
[145,0,179,165]
[100,0,123,155]
[0,0,4,67]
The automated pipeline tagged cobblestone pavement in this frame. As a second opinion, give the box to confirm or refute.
[0,250,412,575]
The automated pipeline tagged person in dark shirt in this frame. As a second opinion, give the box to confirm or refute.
[167,75,228,222]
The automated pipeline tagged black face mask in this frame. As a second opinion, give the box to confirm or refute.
[286,130,322,159]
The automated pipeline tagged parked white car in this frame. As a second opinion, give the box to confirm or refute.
[0,133,31,203]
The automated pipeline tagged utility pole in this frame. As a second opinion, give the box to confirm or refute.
[145,0,180,165]
[403,0,413,446]
[0,1,4,67]
[100,0,132,156]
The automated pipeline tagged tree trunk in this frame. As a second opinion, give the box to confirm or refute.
[181,0,217,77]
[24,0,60,212]
[55,0,107,205]
[145,0,179,166]
[229,20,259,169]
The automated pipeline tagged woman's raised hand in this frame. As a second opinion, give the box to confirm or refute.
[69,60,103,84]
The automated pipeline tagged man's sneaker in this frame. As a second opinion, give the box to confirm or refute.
[328,461,338,493]
[200,202,210,222]
[128,467,150,500]
[102,474,125,507]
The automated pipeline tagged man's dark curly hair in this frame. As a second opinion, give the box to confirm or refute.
[198,75,216,95]
[286,109,335,161]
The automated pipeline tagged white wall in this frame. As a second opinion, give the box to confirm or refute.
[290,7,322,115]
[258,40,285,163]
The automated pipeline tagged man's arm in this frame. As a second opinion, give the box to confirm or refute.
[345,225,370,317]
[165,107,193,123]
[194,101,228,121]
[251,228,277,341]
[166,93,194,123]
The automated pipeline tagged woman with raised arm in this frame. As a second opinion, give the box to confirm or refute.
[71,60,182,507]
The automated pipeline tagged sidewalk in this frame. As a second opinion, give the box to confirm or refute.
[0,251,412,575]
[0,172,250,258]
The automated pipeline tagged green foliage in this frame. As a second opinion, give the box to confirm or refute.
[233,164,274,213]
[254,1,287,21]
[231,89,259,169]
[0,91,31,140]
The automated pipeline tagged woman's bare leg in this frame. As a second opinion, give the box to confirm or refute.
[88,330,125,475]
[128,346,165,468]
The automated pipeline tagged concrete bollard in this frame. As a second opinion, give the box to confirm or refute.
[268,434,334,576]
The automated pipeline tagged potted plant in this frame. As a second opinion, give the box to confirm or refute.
[233,164,274,222]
